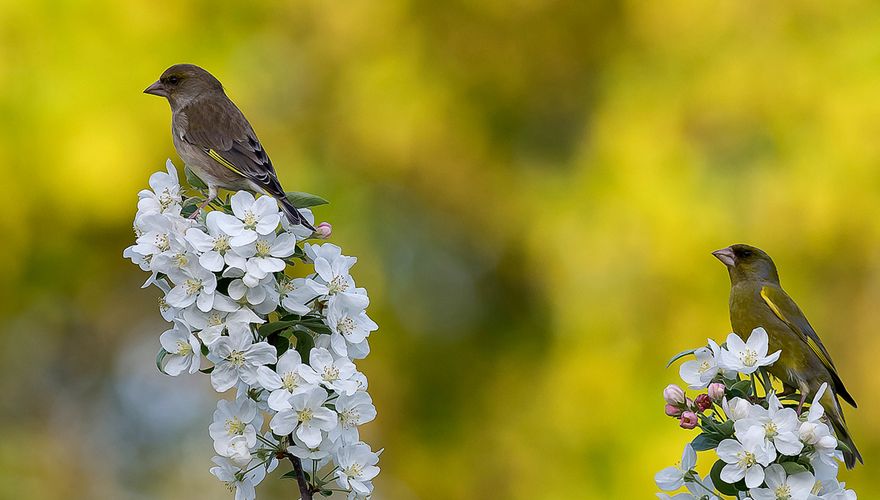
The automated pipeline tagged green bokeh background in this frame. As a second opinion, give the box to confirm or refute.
[1,1,878,498]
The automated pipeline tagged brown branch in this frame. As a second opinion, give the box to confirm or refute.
[287,451,313,500]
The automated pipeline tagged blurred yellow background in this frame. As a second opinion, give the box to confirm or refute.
[1,0,879,498]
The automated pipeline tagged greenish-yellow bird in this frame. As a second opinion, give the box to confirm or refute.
[713,244,862,468]
[144,63,315,231]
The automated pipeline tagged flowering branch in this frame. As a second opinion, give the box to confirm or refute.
[124,161,382,500]
[656,328,857,499]
[287,453,313,500]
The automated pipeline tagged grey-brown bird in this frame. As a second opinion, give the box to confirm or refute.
[144,64,314,231]
[713,244,862,468]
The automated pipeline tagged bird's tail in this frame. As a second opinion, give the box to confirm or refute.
[276,195,315,232]
[825,391,863,469]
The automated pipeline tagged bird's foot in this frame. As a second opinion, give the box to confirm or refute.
[796,392,807,415]
[189,197,215,219]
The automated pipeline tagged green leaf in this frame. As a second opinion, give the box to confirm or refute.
[780,461,808,475]
[285,191,329,209]
[728,379,753,398]
[320,491,332,497]
[716,419,734,437]
[280,470,299,480]
[258,321,298,337]
[269,334,290,357]
[156,348,168,374]
[293,328,316,362]
[710,459,742,496]
[666,348,698,368]
[691,432,721,452]
[184,166,208,189]
[297,320,332,335]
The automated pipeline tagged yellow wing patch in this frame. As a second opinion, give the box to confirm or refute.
[206,149,245,176]
[760,286,833,369]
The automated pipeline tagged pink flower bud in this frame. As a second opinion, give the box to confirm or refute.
[694,394,712,412]
[315,222,332,239]
[665,404,683,417]
[708,382,726,402]
[679,411,698,429]
[663,384,686,405]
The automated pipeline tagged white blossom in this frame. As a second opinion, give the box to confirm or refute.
[186,211,245,272]
[209,397,262,460]
[127,167,383,499]
[208,323,277,392]
[210,456,266,500]
[335,442,381,497]
[329,391,377,445]
[679,340,722,390]
[215,192,281,246]
[269,387,337,447]
[717,434,774,488]
[719,328,781,375]
[305,347,360,396]
[137,159,183,216]
[749,464,815,500]
[159,319,201,375]
[655,444,697,491]
[735,394,803,458]
[256,350,319,411]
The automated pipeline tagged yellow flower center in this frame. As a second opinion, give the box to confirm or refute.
[176,340,192,356]
[185,278,203,295]
[243,211,258,230]
[341,409,360,428]
[764,421,778,438]
[159,189,175,209]
[214,235,230,253]
[739,348,758,367]
[255,239,271,257]
[174,252,189,267]
[698,360,712,373]
[328,275,349,294]
[207,312,224,327]
[298,408,314,423]
[774,483,792,499]
[155,233,170,252]
[225,416,246,435]
[322,365,340,382]
[737,451,756,468]
[282,372,301,391]
[279,278,296,294]
[228,350,246,367]
[344,464,364,478]
[338,317,355,335]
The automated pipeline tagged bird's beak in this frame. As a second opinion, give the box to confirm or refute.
[712,247,736,267]
[143,80,167,97]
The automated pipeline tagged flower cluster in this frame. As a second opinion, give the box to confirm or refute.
[656,328,856,500]
[124,161,381,499]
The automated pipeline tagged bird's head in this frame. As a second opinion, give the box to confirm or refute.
[712,244,780,284]
[144,64,224,108]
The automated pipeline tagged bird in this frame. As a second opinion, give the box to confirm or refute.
[712,244,862,468]
[144,63,315,231]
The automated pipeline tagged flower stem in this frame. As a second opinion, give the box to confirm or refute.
[287,451,313,500]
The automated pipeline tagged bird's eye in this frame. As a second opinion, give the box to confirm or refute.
[166,75,180,85]
[741,250,753,258]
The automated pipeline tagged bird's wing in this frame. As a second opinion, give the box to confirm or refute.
[760,284,857,407]
[179,97,286,197]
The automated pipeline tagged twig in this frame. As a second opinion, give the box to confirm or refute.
[287,452,313,500]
